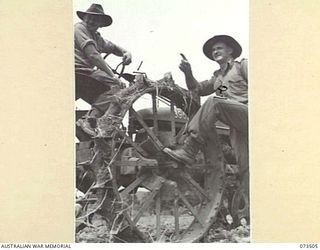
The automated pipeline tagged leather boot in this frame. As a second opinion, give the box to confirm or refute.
[76,108,101,137]
[163,136,201,165]
[76,117,97,137]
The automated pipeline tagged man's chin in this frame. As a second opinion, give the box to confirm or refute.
[213,56,223,61]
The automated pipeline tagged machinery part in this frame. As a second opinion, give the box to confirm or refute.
[76,74,226,242]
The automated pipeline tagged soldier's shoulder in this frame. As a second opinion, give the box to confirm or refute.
[234,58,248,70]
[74,22,87,32]
[235,58,248,64]
[241,58,248,63]
[74,22,83,28]
[213,69,220,77]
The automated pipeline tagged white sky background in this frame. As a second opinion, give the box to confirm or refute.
[74,0,248,109]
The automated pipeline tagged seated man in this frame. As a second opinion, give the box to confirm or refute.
[164,35,248,199]
[74,4,132,132]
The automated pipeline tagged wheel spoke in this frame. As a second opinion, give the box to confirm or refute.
[173,197,180,238]
[133,187,161,225]
[130,108,164,151]
[152,92,159,135]
[155,194,161,240]
[177,190,205,228]
[116,128,149,156]
[181,171,210,201]
[109,165,151,242]
[120,174,148,198]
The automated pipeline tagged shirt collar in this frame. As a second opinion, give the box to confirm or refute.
[218,58,234,76]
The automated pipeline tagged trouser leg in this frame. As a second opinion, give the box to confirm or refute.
[230,128,249,205]
[188,97,247,139]
[188,97,249,189]
[230,130,248,175]
[214,100,248,194]
[187,97,223,165]
[88,70,121,118]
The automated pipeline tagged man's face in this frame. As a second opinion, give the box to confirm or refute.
[211,42,233,63]
[83,14,103,32]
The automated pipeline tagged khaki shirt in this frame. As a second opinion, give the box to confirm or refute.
[74,22,117,73]
[198,59,248,104]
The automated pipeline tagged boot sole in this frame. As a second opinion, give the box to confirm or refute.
[163,148,194,165]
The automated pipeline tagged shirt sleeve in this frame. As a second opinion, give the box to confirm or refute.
[198,75,216,96]
[240,58,248,82]
[74,23,97,50]
[100,39,117,54]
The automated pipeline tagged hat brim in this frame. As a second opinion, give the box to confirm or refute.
[203,35,242,61]
[77,11,113,27]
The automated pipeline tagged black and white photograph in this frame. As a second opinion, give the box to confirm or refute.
[74,0,249,243]
[2,0,320,246]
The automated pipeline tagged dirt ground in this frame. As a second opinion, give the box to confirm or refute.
[76,212,250,243]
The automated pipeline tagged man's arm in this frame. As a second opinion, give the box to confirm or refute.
[109,44,132,65]
[179,59,199,90]
[74,24,115,76]
[240,58,248,82]
[102,40,132,66]
[84,44,116,77]
[179,59,216,97]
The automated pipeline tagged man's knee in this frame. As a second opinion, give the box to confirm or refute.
[203,96,230,108]
[90,70,121,87]
[210,98,248,121]
[200,96,229,118]
[204,96,221,104]
[200,96,220,112]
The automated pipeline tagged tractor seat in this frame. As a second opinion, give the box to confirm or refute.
[75,73,110,105]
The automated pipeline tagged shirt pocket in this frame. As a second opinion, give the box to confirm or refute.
[228,75,247,94]
[228,75,244,83]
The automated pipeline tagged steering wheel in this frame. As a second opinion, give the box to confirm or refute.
[103,54,135,83]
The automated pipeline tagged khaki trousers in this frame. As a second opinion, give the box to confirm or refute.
[188,96,249,194]
[89,69,121,118]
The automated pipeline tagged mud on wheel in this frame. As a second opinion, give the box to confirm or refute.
[75,73,247,242]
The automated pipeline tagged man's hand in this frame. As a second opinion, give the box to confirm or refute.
[179,59,192,76]
[179,58,198,90]
[112,77,126,89]
[119,80,126,89]
[122,51,132,65]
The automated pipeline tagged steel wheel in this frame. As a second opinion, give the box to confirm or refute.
[76,75,226,242]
